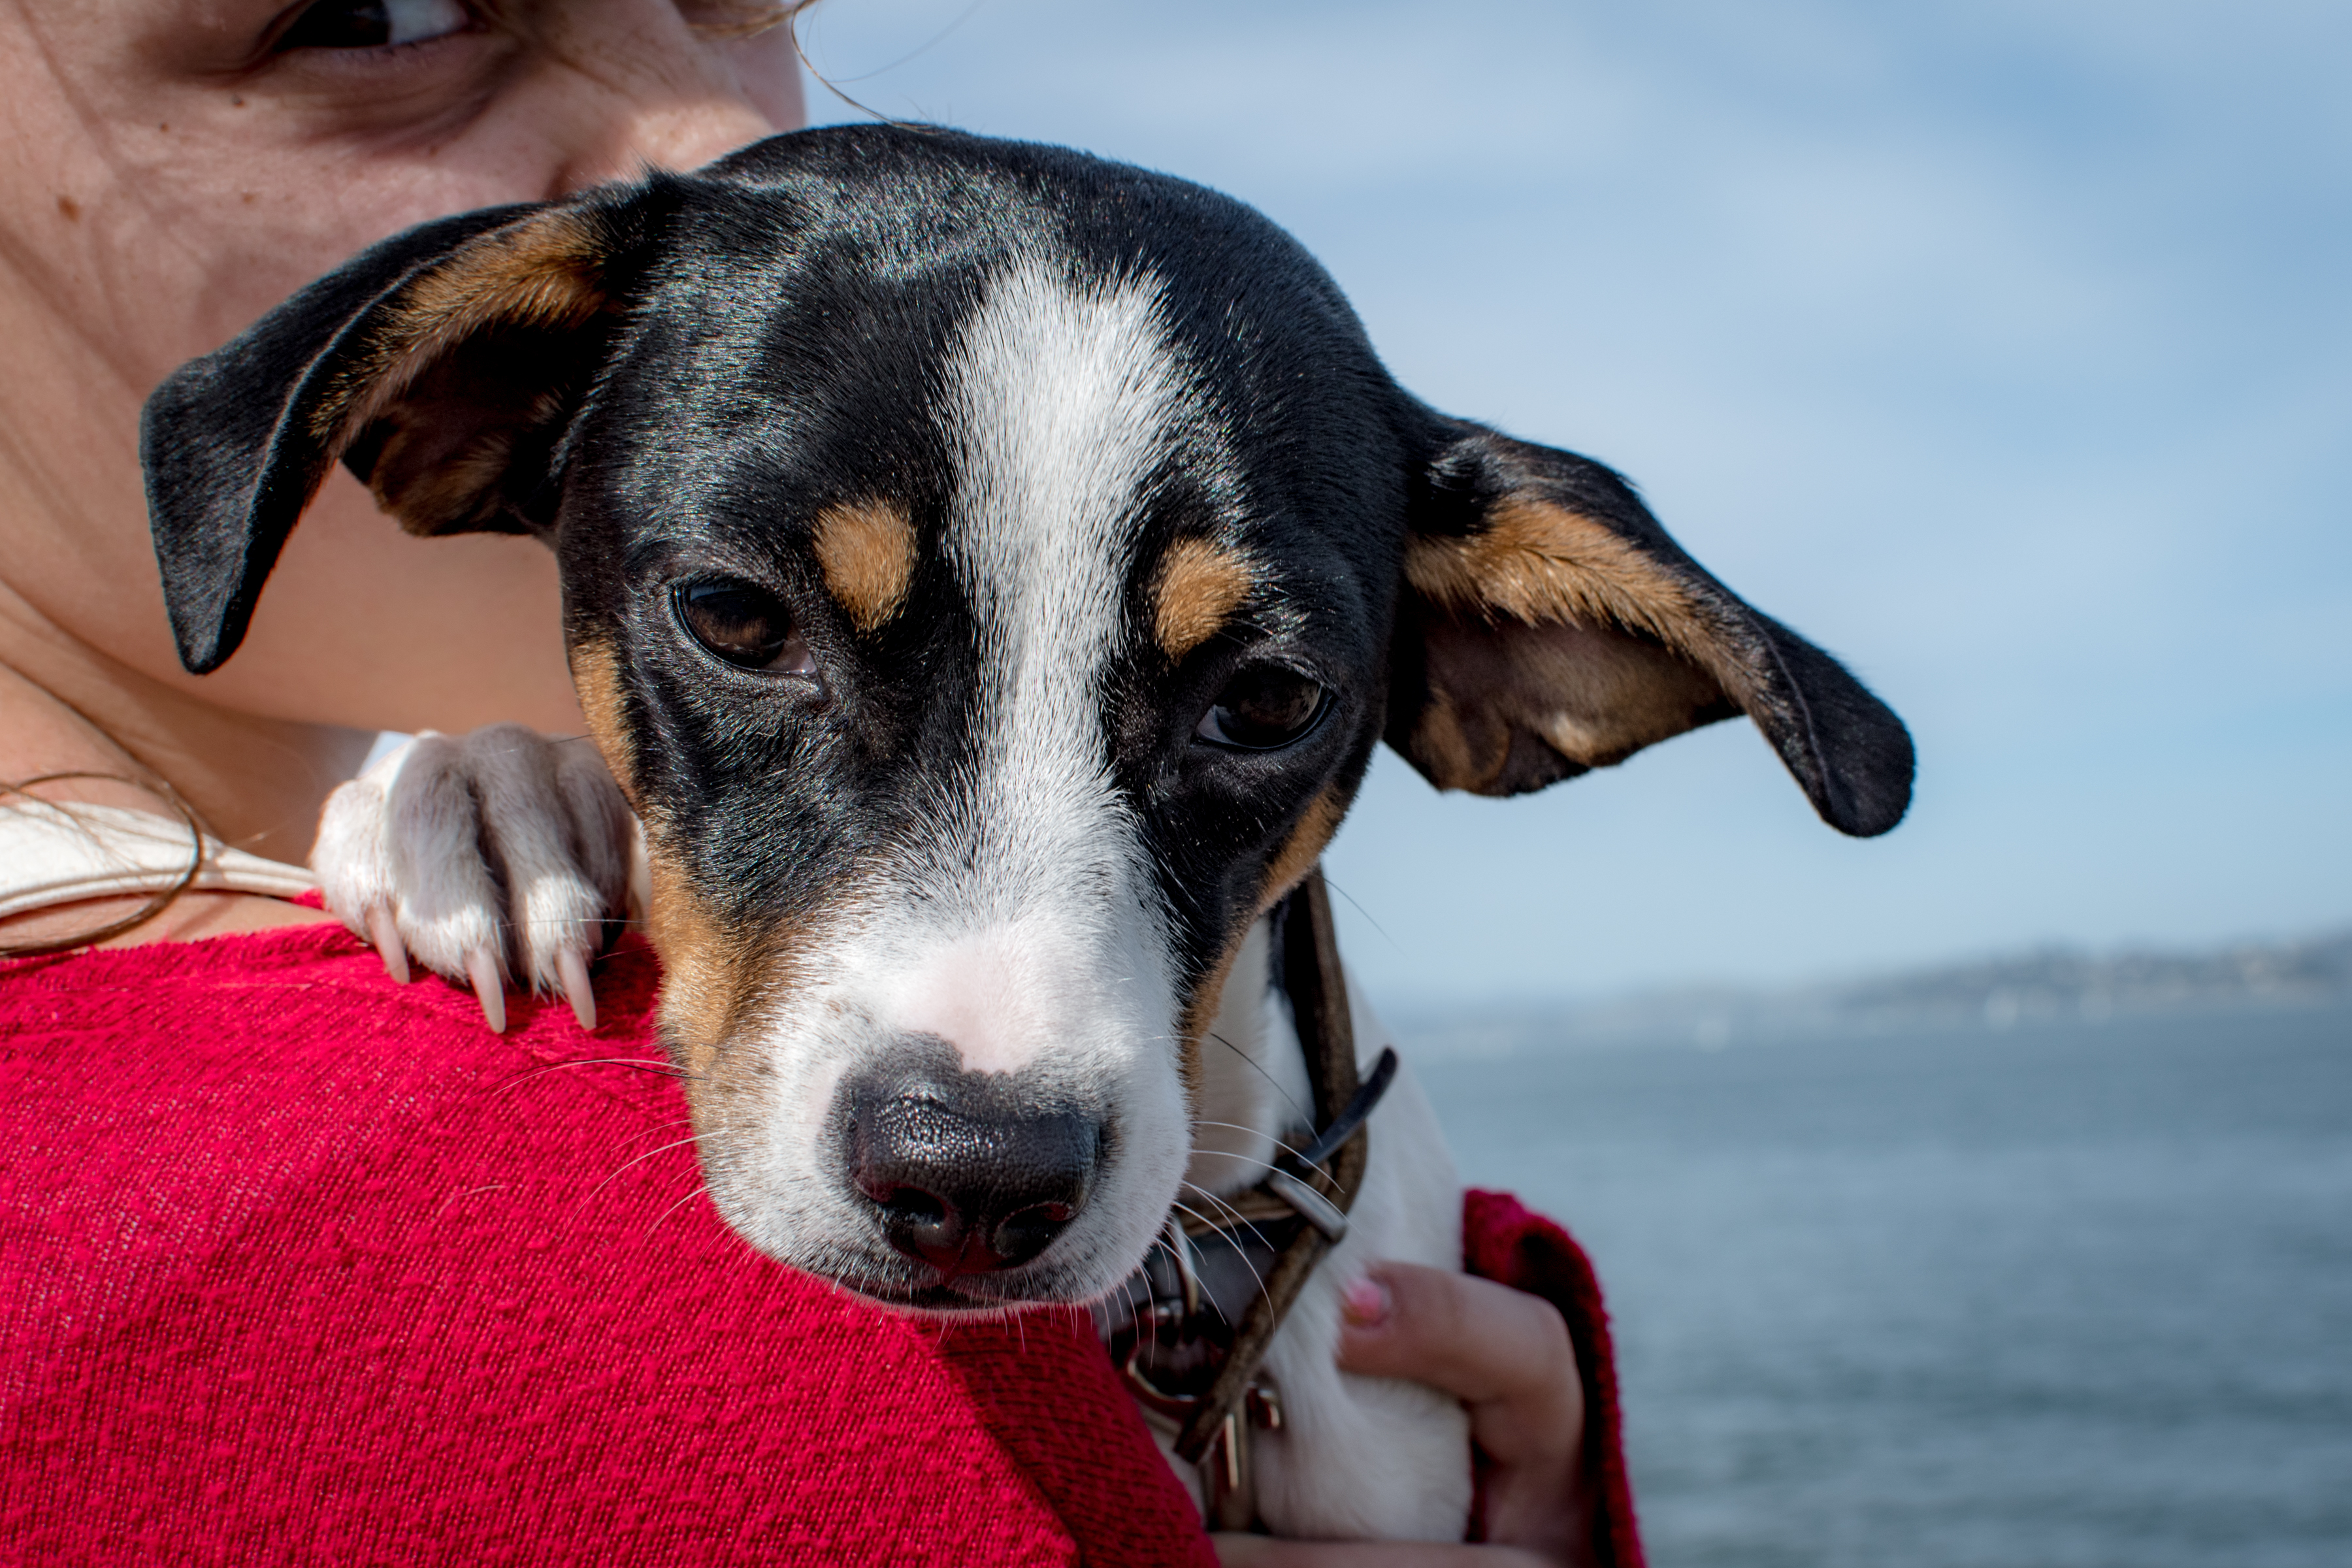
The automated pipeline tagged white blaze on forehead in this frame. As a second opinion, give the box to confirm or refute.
[944,255,1180,804]
[881,255,1186,1069]
[703,258,1196,1301]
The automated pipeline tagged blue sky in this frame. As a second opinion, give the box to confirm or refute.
[798,0,2352,1007]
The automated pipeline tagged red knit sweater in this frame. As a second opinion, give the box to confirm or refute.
[1,923,1639,1566]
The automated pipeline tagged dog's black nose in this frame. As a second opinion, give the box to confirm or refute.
[845,1066,1099,1279]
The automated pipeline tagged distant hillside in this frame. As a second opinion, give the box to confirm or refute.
[1394,927,2352,1056]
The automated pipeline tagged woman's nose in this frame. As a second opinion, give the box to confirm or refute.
[538,3,804,197]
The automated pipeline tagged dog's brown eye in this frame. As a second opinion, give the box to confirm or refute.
[1196,666,1328,750]
[676,581,815,674]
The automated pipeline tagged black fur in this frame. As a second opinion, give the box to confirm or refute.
[143,125,1914,1032]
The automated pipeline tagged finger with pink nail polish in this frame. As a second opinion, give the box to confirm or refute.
[1340,1274,1392,1330]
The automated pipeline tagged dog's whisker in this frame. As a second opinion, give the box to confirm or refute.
[1183,1181,1280,1253]
[1184,1147,1318,1196]
[1181,1185,1281,1313]
[1201,1029,1313,1128]
[491,915,624,928]
[1187,1119,1321,1169]
[578,1133,706,1214]
[1318,874,1405,960]
[1169,1197,1273,1315]
[647,1182,710,1237]
[1138,1233,1184,1356]
[606,1115,697,1154]
[492,1056,698,1093]
[1204,1030,1317,1128]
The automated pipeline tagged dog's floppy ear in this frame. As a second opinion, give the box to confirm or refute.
[1388,425,1914,837]
[142,194,659,674]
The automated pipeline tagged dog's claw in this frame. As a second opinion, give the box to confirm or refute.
[313,727,634,1030]
[557,946,597,1032]
[467,948,507,1034]
[366,906,411,985]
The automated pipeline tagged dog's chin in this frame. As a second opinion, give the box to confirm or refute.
[850,1281,1051,1318]
[813,1248,1117,1320]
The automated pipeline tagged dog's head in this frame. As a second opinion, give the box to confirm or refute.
[146,127,1910,1311]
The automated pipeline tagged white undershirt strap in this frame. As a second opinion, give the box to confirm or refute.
[0,800,316,921]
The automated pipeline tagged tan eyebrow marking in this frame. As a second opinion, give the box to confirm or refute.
[1150,536,1255,659]
[811,500,919,632]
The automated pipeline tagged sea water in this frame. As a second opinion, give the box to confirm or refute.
[1413,1002,2352,1568]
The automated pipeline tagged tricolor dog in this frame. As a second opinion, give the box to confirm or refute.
[143,125,1912,1539]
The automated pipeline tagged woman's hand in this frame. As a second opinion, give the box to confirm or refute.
[1212,1262,1595,1568]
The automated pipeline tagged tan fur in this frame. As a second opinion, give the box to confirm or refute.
[1401,498,1754,792]
[357,378,580,536]
[1173,785,1345,1106]
[644,851,738,1079]
[811,500,917,632]
[643,844,808,1094]
[365,418,521,536]
[642,841,820,1186]
[1259,786,1345,917]
[1177,932,1247,1109]
[1407,616,1731,791]
[568,638,639,810]
[313,209,610,455]
[1404,498,1686,635]
[1403,498,1748,693]
[1151,536,1255,659]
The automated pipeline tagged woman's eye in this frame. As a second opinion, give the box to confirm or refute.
[676,581,817,675]
[277,0,472,51]
[1195,666,1329,751]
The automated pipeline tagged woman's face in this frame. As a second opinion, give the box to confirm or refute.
[0,2,802,736]
[5,0,800,382]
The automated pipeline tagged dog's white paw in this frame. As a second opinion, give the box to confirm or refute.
[314,725,638,1033]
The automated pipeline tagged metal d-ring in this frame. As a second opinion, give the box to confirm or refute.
[1261,1169,1348,1243]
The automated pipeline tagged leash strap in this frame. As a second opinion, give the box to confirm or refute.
[1170,865,1373,1466]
